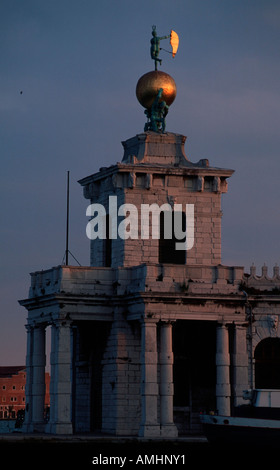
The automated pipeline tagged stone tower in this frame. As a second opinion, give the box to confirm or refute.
[79,131,233,269]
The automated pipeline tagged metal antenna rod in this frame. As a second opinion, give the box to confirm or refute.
[62,170,81,267]
[65,170,70,266]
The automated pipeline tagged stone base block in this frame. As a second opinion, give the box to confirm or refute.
[23,421,46,433]
[45,422,73,434]
[160,424,178,437]
[138,424,161,437]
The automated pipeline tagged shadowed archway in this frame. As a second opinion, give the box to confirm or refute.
[255,338,280,389]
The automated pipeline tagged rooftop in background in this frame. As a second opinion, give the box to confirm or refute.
[0,366,26,378]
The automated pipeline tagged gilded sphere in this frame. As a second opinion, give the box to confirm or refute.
[136,71,177,110]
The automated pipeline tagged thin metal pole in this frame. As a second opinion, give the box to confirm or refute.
[65,170,70,266]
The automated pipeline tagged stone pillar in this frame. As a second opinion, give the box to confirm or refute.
[216,323,231,416]
[22,324,33,432]
[138,319,160,437]
[232,324,249,407]
[46,321,73,434]
[32,324,46,431]
[159,322,178,437]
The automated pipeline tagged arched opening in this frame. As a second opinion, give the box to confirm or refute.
[255,338,280,389]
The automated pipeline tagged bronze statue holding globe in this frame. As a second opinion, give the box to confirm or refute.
[144,88,169,133]
[136,26,179,133]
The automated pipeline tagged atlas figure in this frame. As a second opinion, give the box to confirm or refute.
[144,88,169,133]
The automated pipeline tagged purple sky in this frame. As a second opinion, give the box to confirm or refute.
[1,0,280,365]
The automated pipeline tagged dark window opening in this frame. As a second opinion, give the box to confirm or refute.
[173,321,216,410]
[73,322,111,432]
[104,214,112,267]
[159,211,186,264]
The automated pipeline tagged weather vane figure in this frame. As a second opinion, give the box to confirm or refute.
[150,25,179,71]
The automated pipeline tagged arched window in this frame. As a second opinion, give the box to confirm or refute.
[254,338,280,389]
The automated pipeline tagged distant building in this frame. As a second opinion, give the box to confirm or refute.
[0,366,50,420]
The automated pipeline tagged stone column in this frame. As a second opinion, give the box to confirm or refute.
[47,321,57,433]
[216,323,231,416]
[22,324,33,432]
[46,321,73,434]
[138,319,160,437]
[159,322,178,437]
[32,324,46,431]
[232,324,249,407]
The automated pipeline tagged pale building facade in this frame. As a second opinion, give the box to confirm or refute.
[19,132,280,436]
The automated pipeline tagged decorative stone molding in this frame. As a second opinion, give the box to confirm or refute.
[252,314,280,349]
[242,264,280,291]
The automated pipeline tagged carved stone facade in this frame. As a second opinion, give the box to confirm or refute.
[19,132,280,435]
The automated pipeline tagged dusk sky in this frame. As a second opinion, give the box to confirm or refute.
[1,0,280,365]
